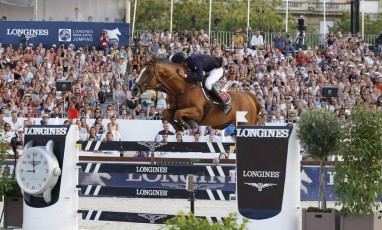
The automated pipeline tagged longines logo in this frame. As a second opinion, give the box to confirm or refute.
[245,182,277,192]
[7,28,49,40]
[58,29,71,42]
[136,189,168,196]
[136,166,168,173]
[138,214,168,224]
[126,174,235,184]
[25,127,67,136]
[236,128,289,138]
[242,170,280,178]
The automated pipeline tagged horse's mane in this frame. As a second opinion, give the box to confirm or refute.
[145,60,187,73]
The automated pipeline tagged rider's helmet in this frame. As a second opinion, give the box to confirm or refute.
[170,52,188,64]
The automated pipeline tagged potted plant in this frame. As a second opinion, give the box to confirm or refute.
[297,109,341,230]
[334,104,382,230]
[164,211,248,229]
[0,130,23,228]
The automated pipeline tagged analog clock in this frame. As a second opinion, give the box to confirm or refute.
[15,140,61,203]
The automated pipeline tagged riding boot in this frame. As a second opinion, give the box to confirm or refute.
[210,86,232,115]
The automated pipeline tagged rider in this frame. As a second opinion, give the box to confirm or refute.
[170,52,232,115]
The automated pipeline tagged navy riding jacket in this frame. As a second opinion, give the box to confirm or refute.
[185,54,223,82]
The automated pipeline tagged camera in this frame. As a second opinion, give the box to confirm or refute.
[297,15,307,31]
[11,133,23,154]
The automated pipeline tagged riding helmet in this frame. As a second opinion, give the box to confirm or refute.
[170,52,188,64]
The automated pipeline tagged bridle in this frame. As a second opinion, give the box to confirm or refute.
[138,62,189,99]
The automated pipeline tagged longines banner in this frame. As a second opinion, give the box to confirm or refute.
[0,21,129,48]
[0,160,338,200]
[236,126,293,220]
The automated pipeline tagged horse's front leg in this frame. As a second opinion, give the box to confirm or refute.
[162,108,183,131]
[162,108,175,122]
[174,107,202,129]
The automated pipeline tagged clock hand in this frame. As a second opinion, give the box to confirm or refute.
[32,155,36,173]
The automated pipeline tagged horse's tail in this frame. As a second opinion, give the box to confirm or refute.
[246,92,261,115]
[246,92,263,125]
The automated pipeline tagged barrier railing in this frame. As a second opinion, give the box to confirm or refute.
[132,30,379,51]
[79,140,235,163]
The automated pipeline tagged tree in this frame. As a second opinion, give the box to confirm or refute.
[334,104,382,215]
[297,109,341,210]
[130,0,295,33]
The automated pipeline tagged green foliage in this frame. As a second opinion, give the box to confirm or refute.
[330,11,382,35]
[297,109,341,160]
[0,130,21,198]
[131,0,295,32]
[334,105,382,215]
[163,212,248,230]
[297,109,341,210]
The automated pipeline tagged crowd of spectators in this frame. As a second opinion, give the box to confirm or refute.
[0,26,382,143]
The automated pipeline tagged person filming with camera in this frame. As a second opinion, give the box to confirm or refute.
[99,30,110,56]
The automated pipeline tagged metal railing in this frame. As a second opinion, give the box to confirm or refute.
[132,30,379,51]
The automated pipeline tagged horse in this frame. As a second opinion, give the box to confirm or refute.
[104,28,121,44]
[131,60,261,131]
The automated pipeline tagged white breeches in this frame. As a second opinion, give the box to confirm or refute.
[205,67,224,90]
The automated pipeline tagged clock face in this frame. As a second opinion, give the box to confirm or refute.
[16,147,57,195]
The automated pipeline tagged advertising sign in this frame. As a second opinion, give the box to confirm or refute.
[236,126,292,220]
[0,21,129,48]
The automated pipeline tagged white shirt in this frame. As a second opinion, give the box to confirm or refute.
[72,13,84,22]
[250,35,264,47]
[9,119,24,132]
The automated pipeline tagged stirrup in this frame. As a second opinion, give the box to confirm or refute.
[222,104,232,115]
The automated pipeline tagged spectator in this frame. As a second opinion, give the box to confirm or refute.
[3,123,11,134]
[250,31,264,49]
[175,132,183,142]
[88,127,100,141]
[283,32,296,58]
[232,30,244,49]
[104,122,121,141]
[72,7,84,22]
[273,31,285,53]
[139,30,152,49]
[9,111,23,131]
[157,120,175,135]
[193,132,201,142]
[102,131,114,141]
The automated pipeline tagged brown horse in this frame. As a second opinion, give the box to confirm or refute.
[132,60,261,130]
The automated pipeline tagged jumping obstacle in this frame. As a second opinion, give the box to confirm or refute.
[81,141,233,153]
[77,141,236,224]
[78,162,236,201]
[78,186,234,200]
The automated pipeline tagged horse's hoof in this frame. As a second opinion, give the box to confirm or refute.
[181,120,190,130]
[186,120,197,129]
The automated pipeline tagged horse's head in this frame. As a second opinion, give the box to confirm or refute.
[132,61,159,97]
[132,60,188,98]
[115,28,121,36]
